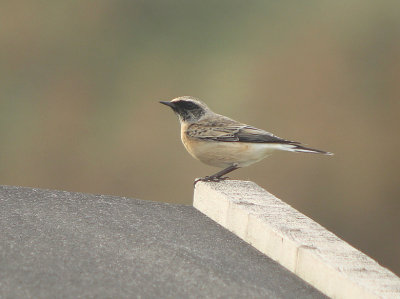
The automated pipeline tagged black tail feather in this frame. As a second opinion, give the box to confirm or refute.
[291,144,333,155]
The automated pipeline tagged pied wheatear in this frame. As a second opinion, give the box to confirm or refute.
[160,96,333,182]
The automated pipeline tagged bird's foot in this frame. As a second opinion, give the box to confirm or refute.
[194,176,230,185]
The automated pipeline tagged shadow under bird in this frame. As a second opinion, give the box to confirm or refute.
[160,96,333,183]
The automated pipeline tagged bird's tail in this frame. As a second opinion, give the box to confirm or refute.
[283,143,333,155]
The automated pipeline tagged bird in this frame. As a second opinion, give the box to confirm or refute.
[160,96,333,183]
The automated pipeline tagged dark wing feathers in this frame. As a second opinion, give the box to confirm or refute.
[235,126,296,144]
[187,119,297,144]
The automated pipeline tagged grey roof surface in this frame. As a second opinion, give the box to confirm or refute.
[0,185,326,298]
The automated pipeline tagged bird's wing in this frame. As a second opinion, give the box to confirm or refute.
[186,118,297,144]
[234,125,297,143]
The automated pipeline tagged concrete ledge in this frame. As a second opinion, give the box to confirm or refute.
[193,180,400,299]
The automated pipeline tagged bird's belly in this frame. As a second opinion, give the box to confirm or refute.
[182,137,276,168]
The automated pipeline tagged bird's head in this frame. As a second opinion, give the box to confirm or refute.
[160,96,211,123]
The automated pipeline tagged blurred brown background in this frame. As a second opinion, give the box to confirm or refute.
[1,1,399,274]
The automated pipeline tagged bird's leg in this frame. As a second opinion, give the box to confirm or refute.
[208,165,239,180]
[194,165,239,185]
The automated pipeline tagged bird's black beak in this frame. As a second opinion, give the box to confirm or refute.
[159,101,176,109]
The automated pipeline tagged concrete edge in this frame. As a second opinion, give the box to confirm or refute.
[193,180,400,299]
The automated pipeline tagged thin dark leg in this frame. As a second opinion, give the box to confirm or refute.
[194,165,239,185]
[208,165,239,179]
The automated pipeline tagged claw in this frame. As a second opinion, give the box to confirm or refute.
[194,165,239,186]
[193,176,230,186]
[219,176,230,181]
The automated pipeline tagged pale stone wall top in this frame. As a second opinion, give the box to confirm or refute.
[194,180,400,299]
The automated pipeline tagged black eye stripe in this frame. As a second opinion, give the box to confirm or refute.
[174,101,205,121]
[179,101,201,110]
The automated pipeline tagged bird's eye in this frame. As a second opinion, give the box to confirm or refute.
[181,102,200,111]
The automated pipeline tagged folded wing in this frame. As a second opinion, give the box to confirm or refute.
[187,120,297,144]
